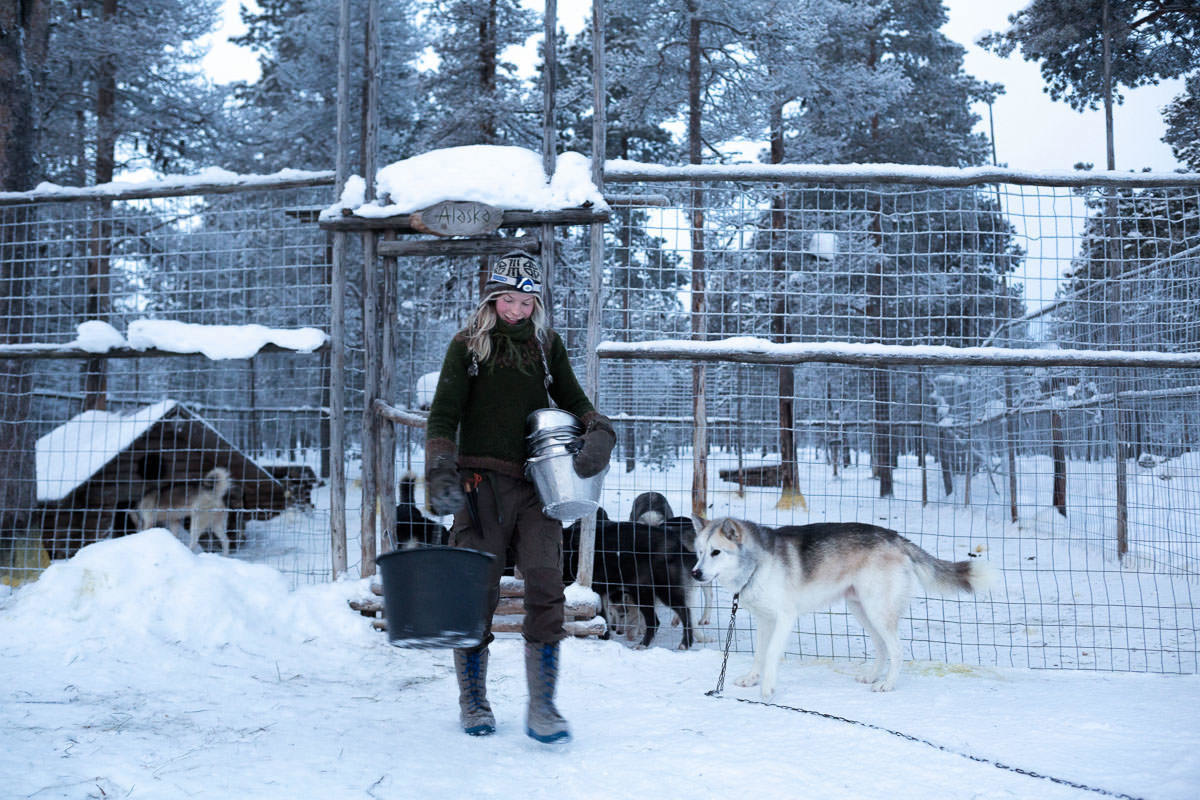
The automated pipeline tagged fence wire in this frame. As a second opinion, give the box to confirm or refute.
[580,177,1199,674]
[2,171,1198,677]
[1,188,343,586]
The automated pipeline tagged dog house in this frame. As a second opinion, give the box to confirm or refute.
[35,399,289,558]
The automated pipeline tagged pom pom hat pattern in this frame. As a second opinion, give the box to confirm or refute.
[485,251,542,295]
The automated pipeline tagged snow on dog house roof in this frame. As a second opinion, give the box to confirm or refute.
[36,400,280,506]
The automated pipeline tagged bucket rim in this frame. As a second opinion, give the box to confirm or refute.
[377,545,496,563]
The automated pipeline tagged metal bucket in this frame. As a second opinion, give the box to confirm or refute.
[524,408,607,522]
[525,451,608,522]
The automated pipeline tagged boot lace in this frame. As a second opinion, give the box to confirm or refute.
[463,651,486,713]
[537,645,558,702]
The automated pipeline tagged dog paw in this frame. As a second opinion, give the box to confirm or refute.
[733,673,760,688]
[870,679,896,692]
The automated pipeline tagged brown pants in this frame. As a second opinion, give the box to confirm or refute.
[450,471,565,646]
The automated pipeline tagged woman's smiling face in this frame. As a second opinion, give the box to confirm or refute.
[495,291,536,324]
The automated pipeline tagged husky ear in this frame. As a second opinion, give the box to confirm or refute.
[689,514,705,533]
[720,518,742,543]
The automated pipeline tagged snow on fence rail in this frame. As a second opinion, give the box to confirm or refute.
[597,339,1200,369]
[2,164,1198,676]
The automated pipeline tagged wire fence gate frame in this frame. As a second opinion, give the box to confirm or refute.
[2,163,1199,677]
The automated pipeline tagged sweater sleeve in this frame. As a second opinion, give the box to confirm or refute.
[425,336,470,446]
[546,332,596,420]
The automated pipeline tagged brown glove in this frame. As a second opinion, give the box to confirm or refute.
[572,413,615,478]
[425,438,465,516]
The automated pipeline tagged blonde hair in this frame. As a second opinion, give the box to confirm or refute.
[465,291,549,362]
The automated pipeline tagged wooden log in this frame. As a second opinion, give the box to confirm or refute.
[0,342,330,361]
[489,616,606,638]
[490,616,524,634]
[349,598,383,616]
[373,400,427,428]
[495,594,600,619]
[366,611,605,638]
[601,161,1200,189]
[602,193,670,207]
[718,463,784,487]
[377,235,539,258]
[320,207,610,232]
[596,339,1200,370]
[564,617,607,638]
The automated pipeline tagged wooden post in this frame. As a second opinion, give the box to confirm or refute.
[1051,405,1067,517]
[1005,374,1019,523]
[541,0,558,323]
[361,234,379,576]
[574,0,606,591]
[359,0,381,578]
[379,229,398,553]
[687,3,708,518]
[867,194,893,497]
[1102,0,1128,559]
[918,369,927,505]
[329,0,352,579]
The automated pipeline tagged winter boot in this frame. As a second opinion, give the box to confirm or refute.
[524,641,571,744]
[453,647,495,736]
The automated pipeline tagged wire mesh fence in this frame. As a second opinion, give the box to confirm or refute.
[1,186,345,586]
[585,171,1200,674]
[2,166,1198,676]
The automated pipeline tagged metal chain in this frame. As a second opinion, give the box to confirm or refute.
[730,696,1147,800]
[705,594,739,697]
[704,603,1144,800]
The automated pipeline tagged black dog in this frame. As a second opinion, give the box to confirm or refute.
[629,491,674,526]
[396,473,448,547]
[564,513,694,649]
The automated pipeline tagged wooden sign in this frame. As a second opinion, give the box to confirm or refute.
[410,201,502,237]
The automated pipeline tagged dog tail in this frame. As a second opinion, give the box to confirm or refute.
[206,467,232,498]
[905,541,999,596]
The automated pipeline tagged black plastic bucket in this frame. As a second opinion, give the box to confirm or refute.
[376,546,496,649]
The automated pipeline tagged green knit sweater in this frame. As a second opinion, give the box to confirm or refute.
[425,318,595,477]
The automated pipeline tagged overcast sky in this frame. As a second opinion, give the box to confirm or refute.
[202,0,1186,174]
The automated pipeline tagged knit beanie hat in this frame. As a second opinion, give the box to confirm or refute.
[483,250,542,296]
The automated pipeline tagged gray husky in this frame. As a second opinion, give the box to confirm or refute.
[691,517,997,696]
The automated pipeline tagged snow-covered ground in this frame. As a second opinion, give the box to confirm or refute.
[2,526,1198,799]
[3,447,1198,799]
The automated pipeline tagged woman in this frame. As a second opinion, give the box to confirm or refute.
[424,250,614,743]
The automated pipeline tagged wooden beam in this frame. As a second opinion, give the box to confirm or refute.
[0,342,330,360]
[373,399,427,428]
[596,340,1200,370]
[377,235,540,258]
[319,207,609,232]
